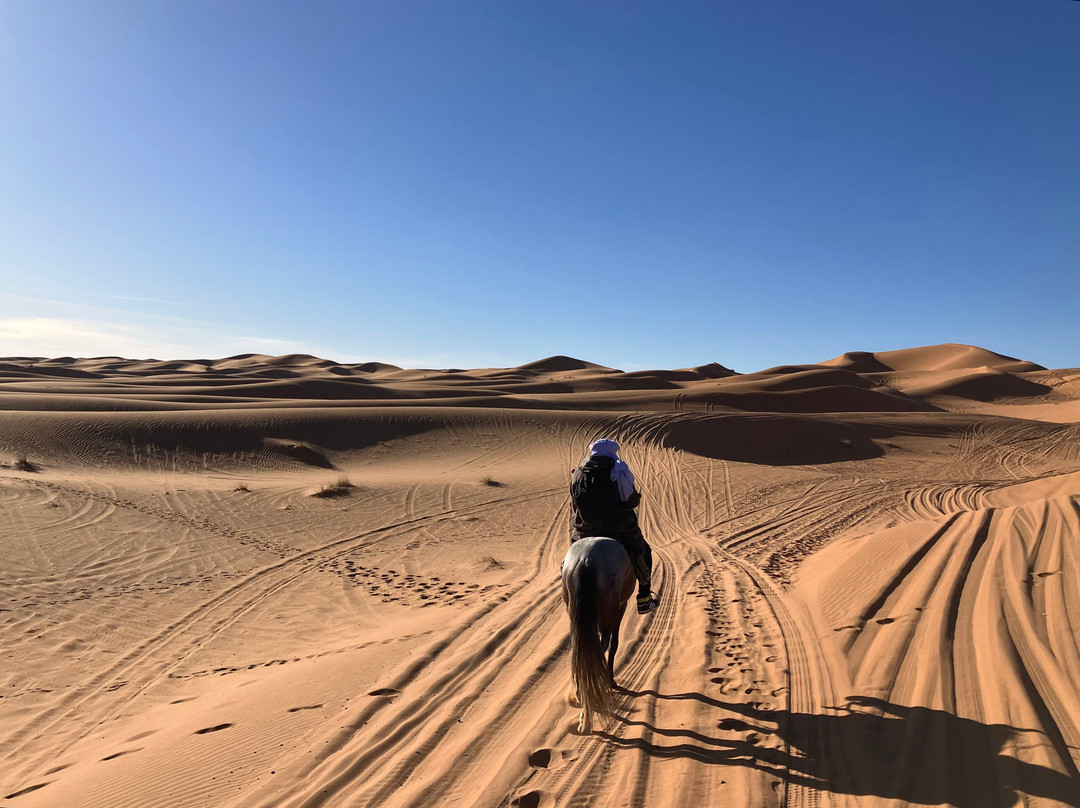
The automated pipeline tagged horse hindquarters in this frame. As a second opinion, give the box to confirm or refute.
[566,560,614,733]
[596,554,635,688]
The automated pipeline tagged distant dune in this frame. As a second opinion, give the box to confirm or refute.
[0,344,1075,808]
[821,342,1046,373]
[0,343,1071,418]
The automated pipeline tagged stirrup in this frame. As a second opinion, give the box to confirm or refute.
[636,592,659,614]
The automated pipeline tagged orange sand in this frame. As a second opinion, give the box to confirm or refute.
[0,343,1076,807]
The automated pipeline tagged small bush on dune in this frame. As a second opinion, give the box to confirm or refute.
[480,476,505,488]
[13,455,37,472]
[479,555,504,570]
[311,476,354,498]
[234,482,251,492]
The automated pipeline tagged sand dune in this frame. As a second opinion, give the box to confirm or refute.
[0,344,1076,807]
[822,343,1046,374]
[0,343,1069,417]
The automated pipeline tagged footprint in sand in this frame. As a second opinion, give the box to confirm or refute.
[194,723,233,735]
[368,688,401,697]
[5,782,52,799]
[875,617,896,625]
[286,704,323,713]
[101,748,142,761]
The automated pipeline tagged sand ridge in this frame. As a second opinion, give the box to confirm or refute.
[0,344,1076,807]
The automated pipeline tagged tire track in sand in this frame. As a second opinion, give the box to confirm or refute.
[504,441,840,808]
[3,478,564,788]
[235,499,573,808]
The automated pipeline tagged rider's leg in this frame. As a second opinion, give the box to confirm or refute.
[616,528,652,597]
[617,525,658,613]
[629,546,651,597]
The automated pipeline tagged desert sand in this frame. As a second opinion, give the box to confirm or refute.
[0,343,1076,808]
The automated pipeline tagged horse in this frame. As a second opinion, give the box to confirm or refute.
[560,536,636,734]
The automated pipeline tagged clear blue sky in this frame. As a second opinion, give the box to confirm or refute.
[1,1,1076,371]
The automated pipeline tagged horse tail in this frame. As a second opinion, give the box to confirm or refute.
[568,560,613,726]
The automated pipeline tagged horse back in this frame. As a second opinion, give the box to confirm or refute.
[562,537,635,625]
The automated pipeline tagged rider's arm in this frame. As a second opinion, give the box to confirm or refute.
[612,461,641,508]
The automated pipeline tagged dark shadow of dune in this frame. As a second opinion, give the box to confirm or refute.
[606,691,1080,808]
[914,371,1052,402]
[660,414,890,465]
[2,410,444,468]
[0,362,104,379]
[700,385,937,413]
[261,438,335,468]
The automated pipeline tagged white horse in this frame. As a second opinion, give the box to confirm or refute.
[560,537,636,733]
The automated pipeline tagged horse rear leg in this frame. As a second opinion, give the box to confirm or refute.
[607,632,619,687]
[599,629,618,687]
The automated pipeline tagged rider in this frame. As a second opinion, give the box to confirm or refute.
[569,438,659,614]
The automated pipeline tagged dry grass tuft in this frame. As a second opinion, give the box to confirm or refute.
[311,476,354,498]
[480,476,505,488]
[13,455,37,472]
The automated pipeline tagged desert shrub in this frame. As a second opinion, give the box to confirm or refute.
[13,455,37,472]
[311,476,354,498]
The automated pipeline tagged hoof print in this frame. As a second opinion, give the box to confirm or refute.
[510,789,554,808]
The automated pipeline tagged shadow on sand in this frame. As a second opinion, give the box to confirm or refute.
[602,690,1080,807]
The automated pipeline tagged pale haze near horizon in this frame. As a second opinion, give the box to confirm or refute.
[1,1,1076,373]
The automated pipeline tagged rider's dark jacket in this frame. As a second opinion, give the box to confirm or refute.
[570,454,642,538]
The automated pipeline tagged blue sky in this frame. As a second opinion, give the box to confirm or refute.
[1,1,1076,371]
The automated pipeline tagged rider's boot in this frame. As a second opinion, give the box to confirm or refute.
[626,545,658,614]
[636,587,659,614]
